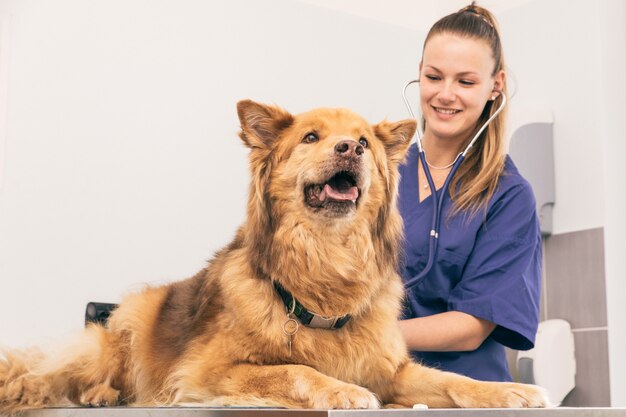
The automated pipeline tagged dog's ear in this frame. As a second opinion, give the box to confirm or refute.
[373,119,416,164]
[237,100,294,149]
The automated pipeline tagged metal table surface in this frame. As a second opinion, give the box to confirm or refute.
[17,408,626,417]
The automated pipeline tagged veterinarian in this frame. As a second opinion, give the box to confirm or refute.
[397,3,541,382]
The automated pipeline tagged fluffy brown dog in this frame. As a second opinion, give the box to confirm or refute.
[0,100,548,412]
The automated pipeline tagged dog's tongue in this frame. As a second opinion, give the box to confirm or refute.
[320,184,358,202]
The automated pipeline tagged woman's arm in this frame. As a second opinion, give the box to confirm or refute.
[399,311,496,352]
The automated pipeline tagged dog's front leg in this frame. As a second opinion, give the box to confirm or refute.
[388,362,549,408]
[210,363,380,409]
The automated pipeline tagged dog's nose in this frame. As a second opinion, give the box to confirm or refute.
[335,140,364,157]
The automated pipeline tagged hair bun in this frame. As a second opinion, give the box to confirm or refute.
[459,2,495,29]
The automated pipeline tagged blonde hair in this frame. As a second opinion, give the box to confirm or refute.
[423,2,508,217]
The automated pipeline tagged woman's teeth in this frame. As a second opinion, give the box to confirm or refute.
[434,107,460,115]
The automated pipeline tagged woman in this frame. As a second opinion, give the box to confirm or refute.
[398,3,541,382]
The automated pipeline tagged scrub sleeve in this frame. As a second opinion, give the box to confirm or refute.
[398,143,542,382]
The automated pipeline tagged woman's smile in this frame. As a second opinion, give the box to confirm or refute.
[432,106,462,118]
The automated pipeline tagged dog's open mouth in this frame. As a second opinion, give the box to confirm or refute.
[304,171,360,211]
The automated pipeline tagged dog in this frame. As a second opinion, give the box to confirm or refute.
[0,100,549,412]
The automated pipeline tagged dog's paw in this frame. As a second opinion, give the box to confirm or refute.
[79,384,120,407]
[450,381,551,408]
[310,383,379,409]
[500,383,551,408]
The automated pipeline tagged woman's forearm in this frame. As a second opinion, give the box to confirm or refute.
[399,311,496,352]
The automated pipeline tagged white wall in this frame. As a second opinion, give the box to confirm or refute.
[599,0,626,407]
[498,0,606,235]
[0,0,8,189]
[0,0,422,348]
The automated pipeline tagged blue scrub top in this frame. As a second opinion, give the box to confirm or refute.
[398,143,542,382]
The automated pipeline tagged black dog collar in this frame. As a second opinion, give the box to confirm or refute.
[273,281,351,330]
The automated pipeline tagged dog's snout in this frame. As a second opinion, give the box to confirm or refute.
[334,140,364,157]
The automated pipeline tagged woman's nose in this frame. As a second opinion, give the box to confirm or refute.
[437,83,456,102]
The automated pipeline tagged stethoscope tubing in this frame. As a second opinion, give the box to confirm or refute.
[401,79,507,289]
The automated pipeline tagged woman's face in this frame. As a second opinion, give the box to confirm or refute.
[419,33,504,146]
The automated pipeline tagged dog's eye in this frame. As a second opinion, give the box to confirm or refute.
[359,137,369,148]
[303,132,319,144]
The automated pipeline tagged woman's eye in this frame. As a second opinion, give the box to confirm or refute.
[425,74,440,81]
[359,137,368,148]
[460,80,476,86]
[302,132,319,143]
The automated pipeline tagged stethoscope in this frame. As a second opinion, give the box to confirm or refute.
[401,79,507,289]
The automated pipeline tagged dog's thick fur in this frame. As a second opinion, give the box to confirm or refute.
[0,101,548,412]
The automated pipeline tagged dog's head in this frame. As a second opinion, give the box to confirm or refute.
[236,100,416,277]
[237,100,415,218]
